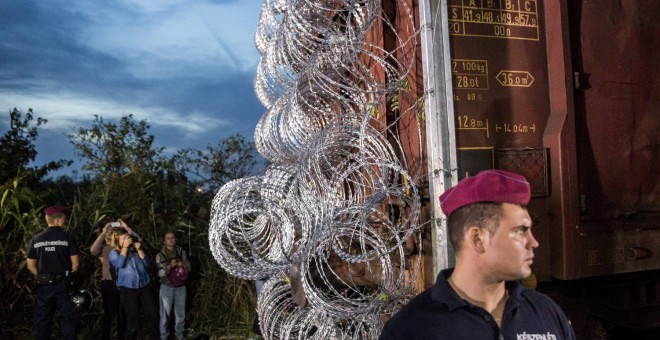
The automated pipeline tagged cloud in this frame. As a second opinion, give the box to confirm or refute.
[0,0,266,174]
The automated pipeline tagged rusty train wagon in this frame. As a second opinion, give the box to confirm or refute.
[391,0,660,337]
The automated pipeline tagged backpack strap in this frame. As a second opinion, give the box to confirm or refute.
[159,248,182,263]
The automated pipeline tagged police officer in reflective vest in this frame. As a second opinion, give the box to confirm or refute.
[27,206,80,340]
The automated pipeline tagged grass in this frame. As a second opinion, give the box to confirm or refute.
[0,173,259,339]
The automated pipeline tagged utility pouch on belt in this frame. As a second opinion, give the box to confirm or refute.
[34,273,70,286]
[34,273,57,285]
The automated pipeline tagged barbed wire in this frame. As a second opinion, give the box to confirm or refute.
[210,1,425,338]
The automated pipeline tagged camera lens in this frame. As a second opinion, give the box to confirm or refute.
[127,236,137,249]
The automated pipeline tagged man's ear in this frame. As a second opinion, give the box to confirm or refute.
[466,226,487,254]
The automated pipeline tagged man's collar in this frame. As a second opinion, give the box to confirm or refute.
[431,268,524,310]
[431,268,467,310]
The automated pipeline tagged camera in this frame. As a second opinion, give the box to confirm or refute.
[125,236,136,250]
[110,222,126,235]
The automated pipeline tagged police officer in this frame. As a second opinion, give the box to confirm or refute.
[26,206,80,340]
[380,170,576,339]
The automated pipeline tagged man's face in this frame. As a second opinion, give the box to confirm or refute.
[164,233,176,247]
[482,203,538,281]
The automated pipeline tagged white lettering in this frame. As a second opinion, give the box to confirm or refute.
[517,332,558,340]
[45,247,56,251]
[33,240,69,248]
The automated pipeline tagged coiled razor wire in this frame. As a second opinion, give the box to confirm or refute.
[258,272,390,339]
[210,0,426,338]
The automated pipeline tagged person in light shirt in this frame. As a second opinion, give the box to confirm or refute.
[90,220,140,340]
[107,220,159,340]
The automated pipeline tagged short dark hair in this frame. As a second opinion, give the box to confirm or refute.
[447,202,503,252]
[163,229,177,239]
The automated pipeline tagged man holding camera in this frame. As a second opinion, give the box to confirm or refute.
[26,206,80,340]
[108,220,159,340]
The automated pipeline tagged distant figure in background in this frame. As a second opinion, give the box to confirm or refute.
[107,220,159,340]
[90,220,140,340]
[156,230,191,340]
[380,170,576,339]
[26,206,80,340]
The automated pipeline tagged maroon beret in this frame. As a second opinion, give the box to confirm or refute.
[439,170,531,217]
[44,206,68,215]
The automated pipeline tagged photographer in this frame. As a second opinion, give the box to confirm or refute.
[156,230,191,340]
[90,220,139,340]
[107,220,158,340]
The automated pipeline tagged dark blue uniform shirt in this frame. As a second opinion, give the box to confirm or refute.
[27,226,80,274]
[27,226,80,339]
[380,269,576,340]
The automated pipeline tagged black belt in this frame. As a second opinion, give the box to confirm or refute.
[35,273,67,285]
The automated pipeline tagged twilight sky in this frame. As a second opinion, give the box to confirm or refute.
[0,0,264,177]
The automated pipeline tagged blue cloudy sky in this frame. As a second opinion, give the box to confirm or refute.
[0,0,264,176]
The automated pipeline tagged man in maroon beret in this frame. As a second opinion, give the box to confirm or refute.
[381,170,575,339]
[27,206,80,340]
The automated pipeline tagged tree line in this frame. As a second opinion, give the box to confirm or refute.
[0,108,262,338]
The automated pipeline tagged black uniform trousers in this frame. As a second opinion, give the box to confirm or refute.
[34,284,77,340]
